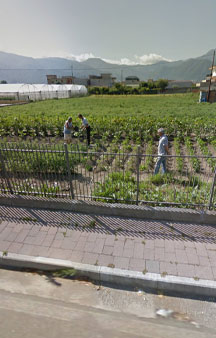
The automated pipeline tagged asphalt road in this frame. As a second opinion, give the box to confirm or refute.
[0,268,216,338]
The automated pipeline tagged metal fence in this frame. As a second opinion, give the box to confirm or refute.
[0,142,216,210]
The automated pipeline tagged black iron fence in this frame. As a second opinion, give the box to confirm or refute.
[0,142,216,210]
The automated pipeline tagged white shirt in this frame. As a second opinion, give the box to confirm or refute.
[158,135,168,155]
[82,117,89,127]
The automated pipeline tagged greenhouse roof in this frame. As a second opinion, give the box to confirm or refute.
[0,83,86,93]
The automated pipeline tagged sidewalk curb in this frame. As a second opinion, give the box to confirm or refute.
[1,251,216,298]
[0,195,216,224]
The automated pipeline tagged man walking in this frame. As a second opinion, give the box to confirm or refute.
[78,114,91,146]
[154,128,168,175]
[64,117,73,144]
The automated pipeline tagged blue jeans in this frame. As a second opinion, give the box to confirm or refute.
[154,156,166,175]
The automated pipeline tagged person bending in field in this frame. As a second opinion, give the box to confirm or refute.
[64,117,74,144]
[78,114,91,146]
[154,128,168,175]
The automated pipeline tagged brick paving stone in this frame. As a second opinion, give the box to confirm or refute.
[0,222,7,233]
[185,248,200,265]
[173,241,185,250]
[205,243,216,250]
[61,238,77,250]
[28,228,40,236]
[164,252,176,263]
[55,232,65,240]
[7,222,17,228]
[51,239,63,249]
[145,240,154,249]
[114,257,129,269]
[0,240,11,251]
[164,240,175,253]
[194,266,214,280]
[23,224,33,230]
[15,230,30,243]
[47,227,58,235]
[105,236,115,246]
[198,256,211,267]
[48,248,72,260]
[177,264,195,278]
[92,238,105,254]
[129,258,145,272]
[69,231,81,242]
[70,250,84,263]
[0,228,12,240]
[102,245,114,255]
[24,236,37,245]
[74,240,87,251]
[97,254,114,267]
[84,241,96,253]
[133,243,144,259]
[40,226,49,232]
[8,242,23,253]
[146,260,160,274]
[124,239,135,249]
[79,232,89,238]
[122,247,134,258]
[175,249,188,264]
[184,241,195,249]
[113,241,124,257]
[143,249,154,260]
[155,247,165,261]
[87,233,98,242]
[41,234,55,247]
[209,258,216,267]
[6,231,19,242]
[82,252,99,265]
[154,239,165,248]
[33,232,47,245]
[212,267,216,280]
[96,233,107,239]
[31,246,50,257]
[19,244,34,255]
[12,224,24,233]
[195,243,208,257]
[208,250,216,260]
[160,262,177,276]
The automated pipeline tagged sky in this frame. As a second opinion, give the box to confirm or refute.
[0,0,216,65]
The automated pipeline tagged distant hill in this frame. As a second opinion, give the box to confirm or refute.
[0,49,215,84]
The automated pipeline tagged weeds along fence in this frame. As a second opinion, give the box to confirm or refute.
[0,142,216,210]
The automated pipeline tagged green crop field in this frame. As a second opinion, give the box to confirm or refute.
[0,93,216,142]
[1,93,216,207]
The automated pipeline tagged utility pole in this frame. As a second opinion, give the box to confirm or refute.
[121,69,123,83]
[207,50,215,102]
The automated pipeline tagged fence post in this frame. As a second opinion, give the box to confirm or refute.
[0,149,13,194]
[208,166,216,210]
[64,143,75,199]
[136,145,140,205]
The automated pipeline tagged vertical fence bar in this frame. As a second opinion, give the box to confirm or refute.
[208,166,216,210]
[136,145,140,205]
[0,148,13,194]
[64,143,75,199]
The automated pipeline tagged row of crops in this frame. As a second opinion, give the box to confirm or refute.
[0,139,216,208]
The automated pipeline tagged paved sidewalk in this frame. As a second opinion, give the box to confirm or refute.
[0,205,216,285]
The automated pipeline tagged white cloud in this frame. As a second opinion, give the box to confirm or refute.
[134,53,172,65]
[63,52,172,65]
[67,52,96,62]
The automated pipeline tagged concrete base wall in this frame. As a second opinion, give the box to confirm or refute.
[0,194,215,225]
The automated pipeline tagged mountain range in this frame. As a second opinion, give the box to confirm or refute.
[0,49,215,84]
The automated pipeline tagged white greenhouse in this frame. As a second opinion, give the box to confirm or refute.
[0,84,88,101]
